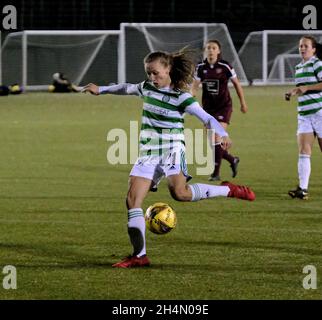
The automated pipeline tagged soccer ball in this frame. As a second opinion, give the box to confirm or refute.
[145,202,177,235]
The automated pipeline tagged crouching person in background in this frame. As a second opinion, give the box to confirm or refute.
[49,72,79,93]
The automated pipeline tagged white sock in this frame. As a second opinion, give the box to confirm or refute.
[298,154,311,190]
[189,183,230,201]
[128,208,146,257]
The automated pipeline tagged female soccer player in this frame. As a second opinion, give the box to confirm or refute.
[285,35,322,200]
[191,39,248,181]
[83,49,255,268]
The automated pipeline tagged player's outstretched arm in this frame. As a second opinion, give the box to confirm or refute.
[83,83,141,96]
[185,102,232,149]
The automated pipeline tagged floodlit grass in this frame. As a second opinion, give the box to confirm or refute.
[0,87,321,299]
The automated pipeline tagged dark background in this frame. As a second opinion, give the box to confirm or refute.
[2,0,322,49]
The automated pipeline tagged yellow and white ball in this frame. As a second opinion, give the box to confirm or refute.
[145,202,177,235]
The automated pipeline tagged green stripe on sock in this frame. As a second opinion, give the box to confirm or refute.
[128,210,144,219]
[191,184,201,201]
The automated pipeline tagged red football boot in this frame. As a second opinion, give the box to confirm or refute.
[221,181,255,201]
[112,255,151,268]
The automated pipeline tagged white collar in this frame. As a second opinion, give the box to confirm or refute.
[301,55,316,64]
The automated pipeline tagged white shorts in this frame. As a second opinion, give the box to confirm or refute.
[297,109,322,138]
[130,147,191,190]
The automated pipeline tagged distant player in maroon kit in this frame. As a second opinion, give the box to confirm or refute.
[191,39,248,181]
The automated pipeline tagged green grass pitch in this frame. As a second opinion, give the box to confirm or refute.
[0,86,321,299]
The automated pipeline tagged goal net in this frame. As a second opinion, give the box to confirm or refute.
[238,30,322,85]
[119,23,247,84]
[1,30,120,90]
[1,24,246,90]
[268,54,301,84]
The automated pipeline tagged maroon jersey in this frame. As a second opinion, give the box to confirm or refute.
[195,59,237,115]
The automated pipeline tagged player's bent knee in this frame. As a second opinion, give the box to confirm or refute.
[168,186,189,202]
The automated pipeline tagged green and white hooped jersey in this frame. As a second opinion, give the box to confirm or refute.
[99,80,227,157]
[137,81,196,156]
[295,56,322,116]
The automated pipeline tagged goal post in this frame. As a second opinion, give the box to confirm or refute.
[239,30,322,85]
[268,53,301,84]
[1,30,120,90]
[1,25,246,90]
[0,31,2,85]
[119,22,248,85]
